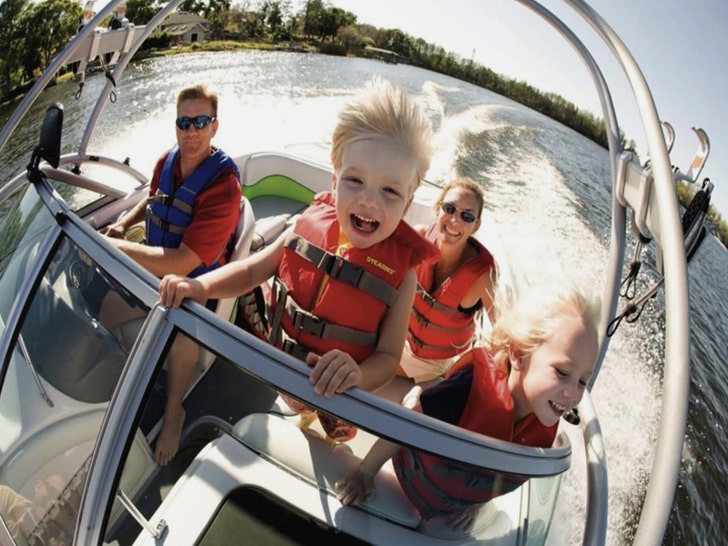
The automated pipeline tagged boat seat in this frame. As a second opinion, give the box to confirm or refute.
[213,196,255,322]
[231,412,421,528]
[21,279,127,404]
[0,410,153,544]
[232,410,530,540]
[250,214,295,253]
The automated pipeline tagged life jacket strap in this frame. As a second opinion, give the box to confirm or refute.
[417,286,461,315]
[147,210,186,235]
[269,277,378,349]
[149,192,194,215]
[410,308,474,334]
[407,331,471,354]
[286,236,397,306]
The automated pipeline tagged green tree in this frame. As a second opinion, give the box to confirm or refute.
[0,0,30,99]
[125,0,160,25]
[301,0,324,39]
[337,25,362,53]
[262,0,287,35]
[179,0,205,15]
[312,7,355,42]
[17,0,81,81]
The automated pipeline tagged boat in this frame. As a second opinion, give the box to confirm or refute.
[0,0,716,544]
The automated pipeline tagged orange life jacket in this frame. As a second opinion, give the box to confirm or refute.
[407,224,495,359]
[267,192,439,362]
[392,348,558,519]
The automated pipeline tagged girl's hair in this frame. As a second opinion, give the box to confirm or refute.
[436,177,485,220]
[331,78,433,189]
[177,83,218,117]
[488,281,601,373]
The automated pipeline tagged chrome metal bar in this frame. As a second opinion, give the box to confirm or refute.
[514,0,626,385]
[17,334,54,407]
[116,489,167,539]
[579,391,608,545]
[564,2,691,544]
[78,0,188,155]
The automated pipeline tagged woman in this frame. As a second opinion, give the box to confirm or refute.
[398,177,497,385]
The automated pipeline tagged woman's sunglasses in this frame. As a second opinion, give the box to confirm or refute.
[175,115,215,131]
[440,201,478,223]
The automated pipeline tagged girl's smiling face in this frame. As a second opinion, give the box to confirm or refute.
[332,136,417,248]
[509,313,598,426]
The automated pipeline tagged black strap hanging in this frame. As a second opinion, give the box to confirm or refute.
[608,178,713,336]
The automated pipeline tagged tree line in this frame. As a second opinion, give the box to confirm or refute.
[0,0,613,149]
[1,0,725,245]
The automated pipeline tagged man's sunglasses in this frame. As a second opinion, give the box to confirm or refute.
[175,115,215,131]
[440,201,478,223]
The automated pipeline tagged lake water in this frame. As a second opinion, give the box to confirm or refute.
[1,50,726,545]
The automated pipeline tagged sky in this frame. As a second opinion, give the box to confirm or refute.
[324,0,728,219]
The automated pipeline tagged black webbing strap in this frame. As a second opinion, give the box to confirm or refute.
[286,236,397,306]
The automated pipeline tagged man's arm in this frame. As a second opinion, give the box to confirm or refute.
[102,196,149,239]
[107,238,203,277]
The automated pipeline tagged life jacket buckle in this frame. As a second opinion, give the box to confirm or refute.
[421,292,437,308]
[292,309,325,337]
[319,252,343,277]
[414,312,430,326]
[281,338,295,354]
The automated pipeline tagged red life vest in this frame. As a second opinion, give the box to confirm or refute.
[407,224,495,360]
[267,192,439,362]
[392,348,558,519]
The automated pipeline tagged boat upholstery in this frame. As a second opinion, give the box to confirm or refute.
[232,412,421,528]
[22,279,127,404]
[0,410,153,541]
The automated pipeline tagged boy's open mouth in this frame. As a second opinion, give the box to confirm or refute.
[352,213,379,233]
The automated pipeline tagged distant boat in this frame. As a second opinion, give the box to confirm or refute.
[365,46,401,64]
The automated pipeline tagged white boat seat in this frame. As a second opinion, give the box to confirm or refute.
[250,214,294,253]
[0,410,153,544]
[213,195,255,322]
[231,412,421,528]
[232,411,528,540]
[21,279,126,404]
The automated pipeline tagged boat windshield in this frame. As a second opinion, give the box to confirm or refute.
[0,203,147,544]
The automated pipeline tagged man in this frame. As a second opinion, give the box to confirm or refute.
[103,84,241,466]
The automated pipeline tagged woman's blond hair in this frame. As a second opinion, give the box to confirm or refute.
[488,281,601,374]
[331,78,433,189]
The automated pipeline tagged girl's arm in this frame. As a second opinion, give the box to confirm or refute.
[335,438,400,506]
[335,386,422,506]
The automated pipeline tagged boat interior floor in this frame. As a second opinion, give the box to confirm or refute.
[108,349,278,544]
